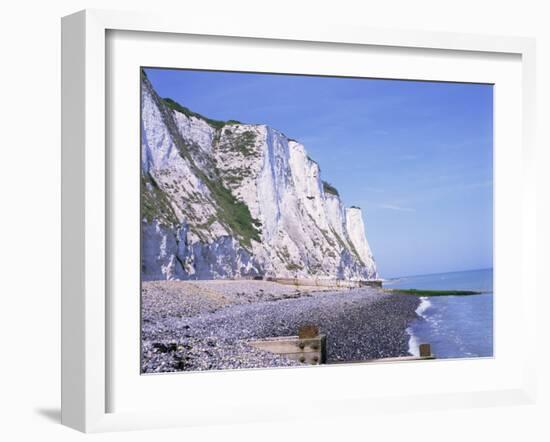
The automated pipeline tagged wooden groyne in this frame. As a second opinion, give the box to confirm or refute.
[249,325,434,366]
[249,325,326,365]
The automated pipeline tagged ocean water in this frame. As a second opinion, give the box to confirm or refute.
[384,269,493,359]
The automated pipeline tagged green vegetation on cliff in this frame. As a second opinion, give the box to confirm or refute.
[218,129,258,157]
[322,181,339,196]
[141,174,179,227]
[206,177,261,248]
[146,90,261,249]
[162,97,242,130]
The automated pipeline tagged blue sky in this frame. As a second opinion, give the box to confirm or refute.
[145,68,493,278]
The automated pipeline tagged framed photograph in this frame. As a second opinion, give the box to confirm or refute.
[61,9,537,432]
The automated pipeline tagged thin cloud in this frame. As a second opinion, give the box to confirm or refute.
[380,204,416,212]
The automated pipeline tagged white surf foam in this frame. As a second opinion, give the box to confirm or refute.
[406,326,420,357]
[416,296,431,318]
[407,297,431,356]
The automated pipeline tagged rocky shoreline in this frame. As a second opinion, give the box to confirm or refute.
[141,280,420,373]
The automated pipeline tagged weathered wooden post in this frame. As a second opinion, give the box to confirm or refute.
[298,324,318,339]
[419,343,432,358]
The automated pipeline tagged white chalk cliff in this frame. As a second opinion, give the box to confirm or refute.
[141,71,378,281]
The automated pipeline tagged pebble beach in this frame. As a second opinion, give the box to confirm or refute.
[141,280,420,373]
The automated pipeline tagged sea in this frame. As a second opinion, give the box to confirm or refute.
[383,268,493,359]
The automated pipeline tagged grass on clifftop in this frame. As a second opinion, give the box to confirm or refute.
[163,97,242,130]
[387,289,483,296]
[322,181,339,196]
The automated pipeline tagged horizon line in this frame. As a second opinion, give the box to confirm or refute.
[385,266,493,280]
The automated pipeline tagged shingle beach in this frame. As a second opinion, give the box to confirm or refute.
[141,280,420,373]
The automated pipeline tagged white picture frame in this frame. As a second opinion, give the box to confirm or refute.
[61,9,537,433]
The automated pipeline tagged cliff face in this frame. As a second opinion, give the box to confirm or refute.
[141,72,378,281]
